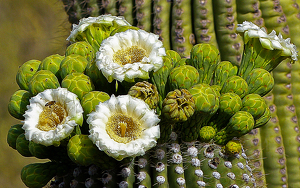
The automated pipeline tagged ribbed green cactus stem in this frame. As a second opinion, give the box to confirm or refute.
[100,0,117,15]
[193,0,218,47]
[153,0,172,50]
[61,0,80,24]
[152,144,169,188]
[181,142,203,188]
[118,0,133,24]
[240,128,267,187]
[136,155,151,187]
[134,0,152,31]
[171,0,194,57]
[118,158,136,188]
[260,92,289,187]
[236,0,264,27]
[187,43,220,84]
[213,0,244,66]
[167,140,186,187]
[272,60,300,187]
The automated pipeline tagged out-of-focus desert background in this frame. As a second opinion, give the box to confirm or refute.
[0,1,71,187]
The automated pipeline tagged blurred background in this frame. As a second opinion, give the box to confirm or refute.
[0,1,71,187]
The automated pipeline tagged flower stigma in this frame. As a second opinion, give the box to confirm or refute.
[106,113,143,143]
[113,46,147,66]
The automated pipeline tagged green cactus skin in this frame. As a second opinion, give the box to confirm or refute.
[118,0,133,24]
[80,91,110,119]
[7,124,25,149]
[16,59,41,90]
[16,133,33,157]
[60,54,89,79]
[213,61,238,87]
[193,0,218,47]
[118,158,136,188]
[61,72,94,100]
[134,0,152,32]
[65,41,95,63]
[245,68,274,96]
[61,0,80,24]
[100,0,117,15]
[262,93,289,187]
[168,65,200,90]
[240,128,267,187]
[220,75,249,98]
[213,0,244,66]
[187,43,220,85]
[236,0,264,27]
[21,162,60,188]
[28,70,60,96]
[153,0,172,50]
[171,0,194,57]
[136,155,151,187]
[152,144,169,188]
[7,90,32,120]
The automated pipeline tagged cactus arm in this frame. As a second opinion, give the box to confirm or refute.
[192,0,218,47]
[171,0,194,57]
[153,0,172,50]
[135,0,152,32]
[152,144,169,188]
[212,0,244,66]
[118,159,136,188]
[62,0,80,24]
[118,0,134,24]
[240,129,267,187]
[258,93,288,187]
[236,0,264,27]
[136,156,152,187]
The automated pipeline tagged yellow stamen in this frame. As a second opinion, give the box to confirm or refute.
[113,45,147,65]
[37,101,67,131]
[106,113,142,143]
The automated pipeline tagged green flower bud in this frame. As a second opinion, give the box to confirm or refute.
[245,68,274,96]
[28,70,60,96]
[21,162,58,188]
[67,135,116,169]
[7,124,24,149]
[85,60,110,92]
[38,54,65,80]
[60,54,89,80]
[16,59,41,90]
[8,90,32,120]
[166,50,182,67]
[29,141,53,159]
[61,73,94,100]
[199,126,216,142]
[241,94,267,120]
[128,81,159,109]
[187,43,220,84]
[213,61,238,87]
[220,75,248,98]
[224,140,242,155]
[254,106,271,128]
[16,133,32,157]
[81,91,110,119]
[162,89,195,122]
[65,41,95,63]
[168,65,199,90]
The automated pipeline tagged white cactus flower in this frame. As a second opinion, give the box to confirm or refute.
[96,29,166,82]
[67,14,131,42]
[237,21,298,61]
[22,88,83,146]
[87,95,160,161]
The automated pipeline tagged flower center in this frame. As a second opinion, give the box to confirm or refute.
[37,101,67,131]
[106,113,143,143]
[113,45,147,65]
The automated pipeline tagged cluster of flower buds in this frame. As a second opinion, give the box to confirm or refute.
[6,16,297,188]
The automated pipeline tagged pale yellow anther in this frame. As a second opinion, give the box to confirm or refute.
[113,45,147,66]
